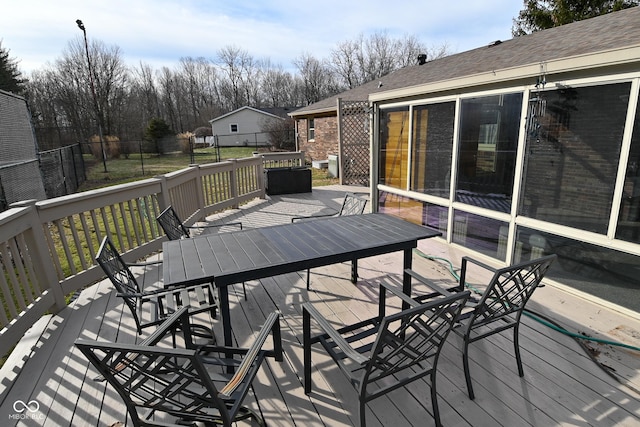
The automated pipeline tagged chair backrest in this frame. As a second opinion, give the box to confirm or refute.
[95,237,143,331]
[157,205,191,240]
[468,254,556,329]
[362,291,470,391]
[76,341,234,426]
[338,193,368,216]
[76,309,281,427]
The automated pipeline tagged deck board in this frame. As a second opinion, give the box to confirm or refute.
[2,185,639,426]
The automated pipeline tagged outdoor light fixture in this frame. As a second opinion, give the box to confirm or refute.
[76,18,108,173]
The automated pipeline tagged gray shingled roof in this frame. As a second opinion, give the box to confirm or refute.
[290,6,640,116]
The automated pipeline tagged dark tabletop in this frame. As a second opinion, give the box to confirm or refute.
[163,213,440,288]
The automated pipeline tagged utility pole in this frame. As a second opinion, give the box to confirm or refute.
[76,19,108,173]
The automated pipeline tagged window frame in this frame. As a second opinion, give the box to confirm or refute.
[308,118,315,141]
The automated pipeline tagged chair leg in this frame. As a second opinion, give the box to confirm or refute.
[431,371,442,427]
[359,400,367,427]
[514,324,524,377]
[462,336,475,400]
[303,309,312,393]
[306,268,310,290]
[243,282,247,300]
[234,405,265,426]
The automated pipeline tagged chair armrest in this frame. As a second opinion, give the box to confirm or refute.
[404,269,458,297]
[460,256,498,289]
[218,311,282,398]
[188,221,243,230]
[90,307,191,382]
[461,256,498,273]
[378,278,421,309]
[127,260,163,267]
[145,306,192,346]
[115,291,144,298]
[302,303,369,366]
[291,212,336,222]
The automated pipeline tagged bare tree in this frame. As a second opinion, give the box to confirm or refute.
[217,45,249,110]
[329,31,450,89]
[130,62,161,130]
[293,53,338,105]
[25,29,449,151]
[178,57,224,128]
[330,39,361,89]
[261,60,297,107]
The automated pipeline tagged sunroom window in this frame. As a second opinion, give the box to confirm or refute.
[410,102,455,198]
[455,93,522,213]
[519,82,630,234]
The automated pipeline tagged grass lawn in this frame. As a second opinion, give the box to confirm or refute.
[80,147,338,191]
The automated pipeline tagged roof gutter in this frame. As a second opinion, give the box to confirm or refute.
[369,44,640,102]
[288,105,337,117]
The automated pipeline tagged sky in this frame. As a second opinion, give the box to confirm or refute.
[1,0,525,75]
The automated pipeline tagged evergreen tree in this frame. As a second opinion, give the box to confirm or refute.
[512,0,639,36]
[0,41,26,95]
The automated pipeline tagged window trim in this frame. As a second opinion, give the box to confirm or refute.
[229,123,239,133]
[308,118,315,141]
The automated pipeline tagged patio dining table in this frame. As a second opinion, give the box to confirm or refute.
[162,212,441,346]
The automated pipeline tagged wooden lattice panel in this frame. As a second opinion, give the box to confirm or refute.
[339,100,370,186]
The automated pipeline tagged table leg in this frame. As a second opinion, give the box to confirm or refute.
[219,286,232,347]
[402,249,413,310]
[351,259,358,283]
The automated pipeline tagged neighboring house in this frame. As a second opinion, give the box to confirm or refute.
[209,106,295,148]
[193,126,213,147]
[0,90,46,211]
[357,7,640,313]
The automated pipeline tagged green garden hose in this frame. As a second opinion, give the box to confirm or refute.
[413,248,640,394]
[413,248,640,352]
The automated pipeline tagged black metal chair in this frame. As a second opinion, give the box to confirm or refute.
[409,254,557,400]
[157,205,247,300]
[156,205,242,240]
[95,236,218,338]
[291,193,368,289]
[303,278,470,427]
[76,307,283,427]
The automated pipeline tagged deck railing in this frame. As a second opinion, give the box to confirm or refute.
[0,153,290,358]
[255,151,305,168]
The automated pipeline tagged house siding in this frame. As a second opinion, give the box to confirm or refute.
[297,115,338,162]
[211,107,282,147]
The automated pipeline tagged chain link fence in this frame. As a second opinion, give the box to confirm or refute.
[39,144,86,199]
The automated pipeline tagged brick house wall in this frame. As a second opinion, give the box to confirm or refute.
[296,115,339,162]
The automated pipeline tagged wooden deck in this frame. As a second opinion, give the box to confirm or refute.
[2,185,639,426]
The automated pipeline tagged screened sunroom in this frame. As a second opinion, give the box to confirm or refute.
[370,33,640,313]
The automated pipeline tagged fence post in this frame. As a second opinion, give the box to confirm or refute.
[11,200,67,313]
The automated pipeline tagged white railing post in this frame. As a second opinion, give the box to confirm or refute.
[190,163,207,221]
[229,159,239,209]
[257,156,266,199]
[156,174,171,212]
[12,200,66,312]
